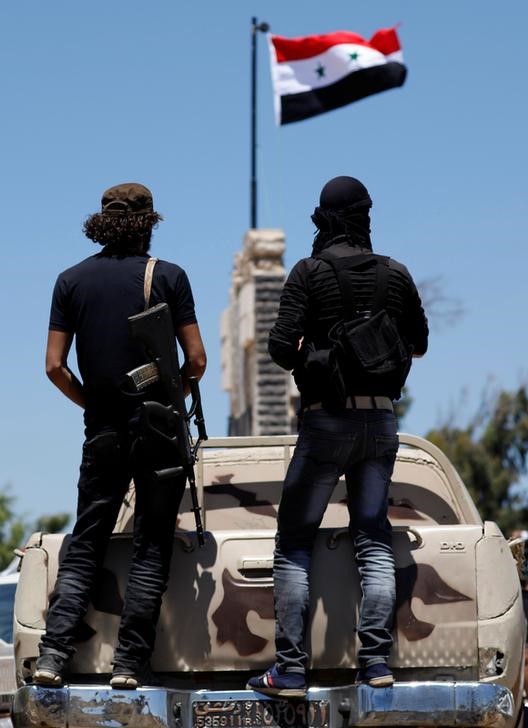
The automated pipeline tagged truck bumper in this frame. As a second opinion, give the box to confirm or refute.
[11,681,516,728]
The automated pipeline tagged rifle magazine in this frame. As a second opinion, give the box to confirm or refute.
[127,362,160,390]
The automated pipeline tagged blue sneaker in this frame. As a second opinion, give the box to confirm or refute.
[246,666,306,698]
[356,663,394,687]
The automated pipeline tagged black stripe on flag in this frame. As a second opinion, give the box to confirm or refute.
[279,62,406,125]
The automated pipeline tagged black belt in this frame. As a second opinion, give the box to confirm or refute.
[304,396,393,412]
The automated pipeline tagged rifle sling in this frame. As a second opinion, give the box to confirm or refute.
[143,257,159,311]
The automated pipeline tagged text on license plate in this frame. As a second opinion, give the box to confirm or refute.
[192,700,329,728]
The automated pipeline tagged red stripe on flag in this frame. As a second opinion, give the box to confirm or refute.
[271,28,401,64]
[369,28,402,57]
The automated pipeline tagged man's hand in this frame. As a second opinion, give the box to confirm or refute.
[45,330,86,408]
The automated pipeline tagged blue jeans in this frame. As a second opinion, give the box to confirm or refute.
[274,408,398,674]
[40,420,186,670]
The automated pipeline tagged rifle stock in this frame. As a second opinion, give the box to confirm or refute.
[127,303,207,546]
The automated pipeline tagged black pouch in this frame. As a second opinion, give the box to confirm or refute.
[302,345,347,410]
[317,251,413,395]
[333,309,409,376]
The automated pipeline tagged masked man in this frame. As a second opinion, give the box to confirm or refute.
[248,176,428,696]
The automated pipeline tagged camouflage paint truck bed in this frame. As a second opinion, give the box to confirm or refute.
[11,434,525,728]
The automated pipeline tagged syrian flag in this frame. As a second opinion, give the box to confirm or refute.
[268,27,406,125]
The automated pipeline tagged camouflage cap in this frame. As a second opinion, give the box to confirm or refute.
[101,182,154,215]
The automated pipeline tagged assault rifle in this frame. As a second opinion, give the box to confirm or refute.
[126,302,207,546]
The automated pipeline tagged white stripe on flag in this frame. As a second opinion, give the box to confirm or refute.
[271,44,401,97]
[268,34,282,126]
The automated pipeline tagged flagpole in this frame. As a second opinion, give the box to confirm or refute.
[251,17,269,229]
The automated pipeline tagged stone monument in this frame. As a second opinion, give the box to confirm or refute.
[221,229,292,436]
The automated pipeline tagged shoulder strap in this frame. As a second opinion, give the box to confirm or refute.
[316,250,390,320]
[143,257,159,311]
[371,257,390,314]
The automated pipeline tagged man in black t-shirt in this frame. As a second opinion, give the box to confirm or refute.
[34,183,206,689]
[248,176,428,697]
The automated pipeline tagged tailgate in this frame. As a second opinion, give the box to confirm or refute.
[63,524,481,674]
[310,524,481,670]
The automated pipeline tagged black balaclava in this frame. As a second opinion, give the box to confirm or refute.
[311,176,373,256]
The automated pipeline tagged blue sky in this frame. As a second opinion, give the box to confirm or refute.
[1,0,526,524]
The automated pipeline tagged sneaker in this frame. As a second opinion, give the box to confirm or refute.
[246,666,306,698]
[110,663,152,690]
[110,672,140,690]
[356,663,394,688]
[33,653,68,687]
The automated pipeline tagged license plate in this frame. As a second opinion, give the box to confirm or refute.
[192,700,329,728]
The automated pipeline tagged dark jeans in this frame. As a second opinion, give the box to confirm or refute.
[40,420,186,670]
[274,408,398,674]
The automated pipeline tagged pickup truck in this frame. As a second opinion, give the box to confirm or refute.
[10,433,526,728]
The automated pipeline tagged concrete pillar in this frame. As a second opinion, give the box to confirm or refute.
[221,229,290,436]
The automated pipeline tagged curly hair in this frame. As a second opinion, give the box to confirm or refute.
[83,212,163,253]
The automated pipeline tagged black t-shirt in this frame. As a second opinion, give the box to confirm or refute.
[49,252,197,426]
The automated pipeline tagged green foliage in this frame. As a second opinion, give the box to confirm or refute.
[394,386,413,424]
[0,491,26,572]
[426,386,528,534]
[0,488,70,571]
[35,513,70,535]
